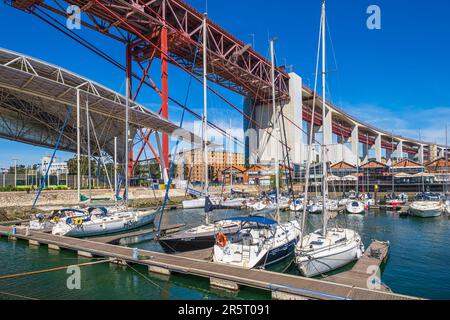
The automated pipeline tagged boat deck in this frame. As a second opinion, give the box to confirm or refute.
[91,224,185,244]
[0,225,418,300]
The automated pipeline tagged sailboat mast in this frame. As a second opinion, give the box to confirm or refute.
[270,38,281,221]
[391,133,395,194]
[125,74,130,209]
[203,14,209,199]
[114,136,118,203]
[76,89,81,203]
[229,119,233,190]
[446,124,449,194]
[321,0,327,236]
[86,99,92,203]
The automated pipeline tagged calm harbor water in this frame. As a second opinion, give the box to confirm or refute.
[1,208,450,300]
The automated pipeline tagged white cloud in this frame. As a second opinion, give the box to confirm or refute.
[342,102,450,145]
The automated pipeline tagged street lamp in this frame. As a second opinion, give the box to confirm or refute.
[12,158,18,188]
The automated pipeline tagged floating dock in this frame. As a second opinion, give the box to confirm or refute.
[0,225,419,300]
[324,241,391,291]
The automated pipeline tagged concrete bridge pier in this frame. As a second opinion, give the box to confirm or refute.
[395,141,404,160]
[351,125,359,166]
[375,134,382,162]
[244,72,303,166]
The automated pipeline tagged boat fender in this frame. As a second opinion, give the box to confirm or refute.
[357,248,363,259]
[216,233,228,248]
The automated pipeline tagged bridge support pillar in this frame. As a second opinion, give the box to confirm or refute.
[386,149,393,164]
[418,145,424,164]
[323,107,333,147]
[244,72,303,166]
[362,142,369,163]
[395,141,404,160]
[351,125,359,166]
[375,134,382,162]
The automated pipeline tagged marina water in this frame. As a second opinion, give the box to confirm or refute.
[1,208,450,300]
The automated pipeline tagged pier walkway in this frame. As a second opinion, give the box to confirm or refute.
[324,241,391,292]
[0,226,418,300]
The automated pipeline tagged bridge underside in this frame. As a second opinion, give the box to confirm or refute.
[0,48,199,163]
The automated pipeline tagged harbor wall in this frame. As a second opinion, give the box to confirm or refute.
[0,188,188,209]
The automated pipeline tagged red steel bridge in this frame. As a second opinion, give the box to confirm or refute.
[4,0,448,168]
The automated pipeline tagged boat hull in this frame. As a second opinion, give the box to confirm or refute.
[409,202,443,218]
[182,198,206,209]
[296,240,361,278]
[159,224,240,253]
[159,234,216,253]
[55,211,157,237]
[409,208,442,218]
[254,239,297,269]
[346,202,365,215]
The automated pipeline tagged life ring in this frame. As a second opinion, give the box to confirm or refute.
[216,233,228,248]
[74,218,83,226]
[52,216,60,223]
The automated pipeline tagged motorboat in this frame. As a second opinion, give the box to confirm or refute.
[213,216,301,269]
[346,200,365,214]
[362,193,375,208]
[409,193,443,218]
[385,193,408,210]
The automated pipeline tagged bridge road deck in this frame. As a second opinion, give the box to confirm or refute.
[0,226,417,300]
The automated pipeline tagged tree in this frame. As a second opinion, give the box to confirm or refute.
[67,155,97,175]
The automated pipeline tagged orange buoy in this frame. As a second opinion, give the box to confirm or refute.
[216,233,228,247]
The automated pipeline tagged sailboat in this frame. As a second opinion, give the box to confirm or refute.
[213,38,301,269]
[295,1,364,277]
[212,216,300,269]
[159,15,241,252]
[346,155,364,214]
[52,70,158,237]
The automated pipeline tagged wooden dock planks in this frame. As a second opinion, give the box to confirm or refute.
[324,241,391,292]
[0,226,417,300]
[91,224,185,244]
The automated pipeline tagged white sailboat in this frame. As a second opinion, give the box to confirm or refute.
[213,38,301,269]
[345,153,364,214]
[52,208,157,237]
[52,67,158,237]
[213,216,300,269]
[295,1,364,277]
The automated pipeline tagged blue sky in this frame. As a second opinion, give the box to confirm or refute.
[1,0,450,168]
